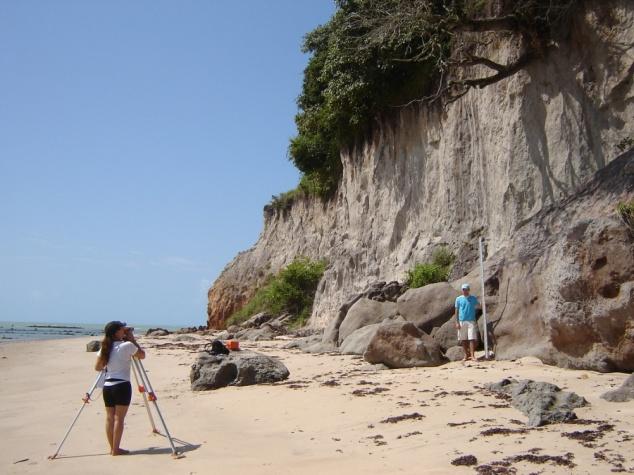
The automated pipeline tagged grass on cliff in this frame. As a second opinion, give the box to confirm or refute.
[405,246,455,289]
[616,200,634,232]
[227,257,327,328]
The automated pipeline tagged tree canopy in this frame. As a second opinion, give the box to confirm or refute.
[287,0,580,198]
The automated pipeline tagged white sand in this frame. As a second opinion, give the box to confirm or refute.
[1,335,633,474]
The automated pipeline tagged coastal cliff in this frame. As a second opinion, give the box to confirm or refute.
[207,0,634,362]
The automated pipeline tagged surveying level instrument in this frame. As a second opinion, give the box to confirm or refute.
[49,357,179,459]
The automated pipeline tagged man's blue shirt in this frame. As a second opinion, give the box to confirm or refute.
[455,295,479,321]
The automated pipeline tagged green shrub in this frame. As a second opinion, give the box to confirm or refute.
[227,257,327,328]
[405,263,448,288]
[405,246,455,289]
[432,246,455,268]
[616,200,634,232]
[268,188,304,213]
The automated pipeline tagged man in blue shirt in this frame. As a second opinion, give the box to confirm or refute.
[454,283,479,361]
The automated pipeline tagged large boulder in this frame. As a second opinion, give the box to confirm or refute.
[485,379,588,427]
[445,346,466,361]
[338,298,397,345]
[190,350,290,391]
[363,321,446,368]
[322,282,406,347]
[433,319,459,352]
[322,293,364,346]
[340,323,381,355]
[484,154,634,371]
[397,282,457,333]
[601,373,634,402]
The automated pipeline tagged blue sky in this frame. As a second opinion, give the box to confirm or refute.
[0,1,336,327]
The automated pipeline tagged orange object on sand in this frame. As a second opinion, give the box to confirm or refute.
[225,340,240,351]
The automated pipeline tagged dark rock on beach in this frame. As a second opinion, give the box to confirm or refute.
[190,350,290,391]
[485,379,588,426]
[146,328,170,337]
[86,340,100,352]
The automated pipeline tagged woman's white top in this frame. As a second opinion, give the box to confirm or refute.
[100,341,138,386]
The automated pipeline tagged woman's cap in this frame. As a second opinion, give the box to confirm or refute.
[104,320,127,337]
[461,283,470,290]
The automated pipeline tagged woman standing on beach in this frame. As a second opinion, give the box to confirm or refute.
[95,321,145,456]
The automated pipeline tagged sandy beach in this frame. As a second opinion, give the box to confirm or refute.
[1,334,633,475]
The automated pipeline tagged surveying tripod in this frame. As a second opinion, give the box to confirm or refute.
[49,357,179,459]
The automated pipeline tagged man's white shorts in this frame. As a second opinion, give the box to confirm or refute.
[458,320,478,341]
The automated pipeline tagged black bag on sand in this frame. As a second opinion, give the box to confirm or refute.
[207,339,230,355]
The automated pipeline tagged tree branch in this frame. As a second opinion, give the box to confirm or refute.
[456,55,509,72]
[459,50,535,89]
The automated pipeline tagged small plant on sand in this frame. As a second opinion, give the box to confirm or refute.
[405,246,455,289]
[227,257,327,327]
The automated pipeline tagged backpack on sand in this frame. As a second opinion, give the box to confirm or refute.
[206,339,229,355]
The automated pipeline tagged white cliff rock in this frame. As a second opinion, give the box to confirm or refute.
[207,0,634,368]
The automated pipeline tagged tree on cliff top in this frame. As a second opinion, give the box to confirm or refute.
[288,0,580,198]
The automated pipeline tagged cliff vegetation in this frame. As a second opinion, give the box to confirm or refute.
[281,0,581,200]
[227,257,327,328]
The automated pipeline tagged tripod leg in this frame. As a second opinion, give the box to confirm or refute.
[133,358,179,456]
[131,358,158,433]
[48,371,104,460]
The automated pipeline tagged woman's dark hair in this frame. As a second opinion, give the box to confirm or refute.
[97,321,126,368]
[97,335,114,367]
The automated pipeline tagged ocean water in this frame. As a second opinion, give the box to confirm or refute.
[0,321,177,342]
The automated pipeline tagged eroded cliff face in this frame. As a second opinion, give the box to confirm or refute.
[208,1,634,330]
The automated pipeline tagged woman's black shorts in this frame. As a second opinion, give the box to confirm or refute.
[102,381,132,407]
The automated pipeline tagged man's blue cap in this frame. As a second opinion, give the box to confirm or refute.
[461,283,470,290]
